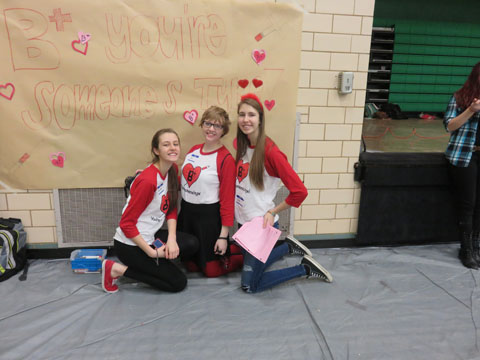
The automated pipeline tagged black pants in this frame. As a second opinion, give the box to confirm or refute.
[448,152,480,233]
[114,230,198,292]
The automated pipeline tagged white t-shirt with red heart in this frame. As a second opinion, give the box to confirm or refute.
[114,163,176,246]
[235,138,308,225]
[180,144,235,227]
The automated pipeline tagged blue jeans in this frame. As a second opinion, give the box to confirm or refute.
[240,242,306,293]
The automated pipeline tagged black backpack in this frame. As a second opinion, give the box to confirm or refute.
[124,170,142,198]
[0,217,27,282]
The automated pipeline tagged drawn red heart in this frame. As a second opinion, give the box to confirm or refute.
[183,109,198,125]
[237,160,249,183]
[264,100,275,111]
[238,79,249,88]
[252,49,266,65]
[71,40,88,55]
[0,83,15,100]
[50,152,65,168]
[182,163,201,187]
[160,195,169,214]
[78,31,91,44]
[252,79,263,88]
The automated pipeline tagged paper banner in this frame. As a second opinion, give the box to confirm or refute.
[0,0,303,189]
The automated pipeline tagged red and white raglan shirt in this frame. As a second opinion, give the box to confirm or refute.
[180,144,235,227]
[114,163,178,246]
[235,138,308,225]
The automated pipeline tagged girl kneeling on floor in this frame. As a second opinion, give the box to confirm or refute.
[235,93,333,293]
[102,128,198,293]
[178,106,243,277]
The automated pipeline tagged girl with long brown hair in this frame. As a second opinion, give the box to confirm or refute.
[444,62,480,269]
[101,129,198,293]
[234,93,332,293]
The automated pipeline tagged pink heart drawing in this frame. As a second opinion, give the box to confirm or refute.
[71,40,88,55]
[183,110,198,125]
[0,83,15,100]
[264,99,275,111]
[50,152,65,168]
[252,49,266,65]
[78,31,91,44]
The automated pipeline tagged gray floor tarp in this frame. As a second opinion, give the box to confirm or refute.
[2,244,480,360]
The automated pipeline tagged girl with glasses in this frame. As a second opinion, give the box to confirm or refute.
[178,106,244,277]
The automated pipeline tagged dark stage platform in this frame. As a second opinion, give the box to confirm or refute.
[356,151,457,246]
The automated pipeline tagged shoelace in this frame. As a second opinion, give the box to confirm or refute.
[306,265,327,280]
[291,247,305,255]
[308,272,327,280]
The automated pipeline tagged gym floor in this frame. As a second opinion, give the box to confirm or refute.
[2,244,479,360]
[362,118,449,153]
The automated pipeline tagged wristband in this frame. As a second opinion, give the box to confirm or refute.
[218,236,228,240]
[268,210,277,217]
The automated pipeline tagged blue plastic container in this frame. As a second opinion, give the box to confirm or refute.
[70,249,107,273]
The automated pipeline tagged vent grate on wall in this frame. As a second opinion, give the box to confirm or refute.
[55,188,125,247]
[54,186,291,247]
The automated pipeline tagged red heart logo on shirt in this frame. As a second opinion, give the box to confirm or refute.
[182,163,201,187]
[237,160,249,183]
[160,195,169,214]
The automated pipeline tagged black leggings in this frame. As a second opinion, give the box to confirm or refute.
[448,152,480,233]
[114,230,198,292]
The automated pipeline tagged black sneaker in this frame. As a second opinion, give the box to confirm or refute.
[301,255,332,282]
[285,235,312,257]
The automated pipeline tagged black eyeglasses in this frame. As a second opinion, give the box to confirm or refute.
[203,121,223,130]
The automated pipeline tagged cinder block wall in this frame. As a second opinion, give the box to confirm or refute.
[0,0,375,245]
[0,190,57,244]
[293,0,374,239]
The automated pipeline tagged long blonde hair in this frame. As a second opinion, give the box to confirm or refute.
[235,95,266,190]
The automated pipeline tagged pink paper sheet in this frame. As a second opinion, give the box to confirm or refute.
[232,217,281,263]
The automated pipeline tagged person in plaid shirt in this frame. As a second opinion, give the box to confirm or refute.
[444,62,480,269]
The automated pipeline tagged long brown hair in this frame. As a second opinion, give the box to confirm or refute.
[455,62,480,109]
[235,95,266,190]
[151,128,179,214]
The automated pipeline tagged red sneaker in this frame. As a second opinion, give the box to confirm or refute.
[102,259,119,293]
